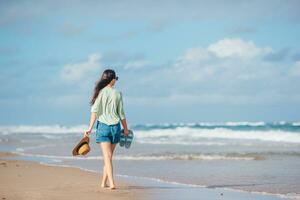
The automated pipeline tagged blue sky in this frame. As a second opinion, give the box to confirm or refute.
[0,0,300,125]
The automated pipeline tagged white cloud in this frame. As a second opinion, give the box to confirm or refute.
[2,1,299,25]
[49,94,87,108]
[125,38,295,107]
[207,38,272,59]
[60,54,101,82]
[177,47,211,62]
[123,60,150,70]
[54,38,298,110]
[171,38,274,83]
[172,48,216,82]
[289,61,300,77]
[126,92,297,107]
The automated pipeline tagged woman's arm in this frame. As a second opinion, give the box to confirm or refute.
[84,112,97,137]
[121,118,129,136]
[118,92,129,136]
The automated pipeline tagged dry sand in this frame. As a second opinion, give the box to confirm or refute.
[0,152,142,200]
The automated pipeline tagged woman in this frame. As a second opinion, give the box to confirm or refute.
[84,69,129,190]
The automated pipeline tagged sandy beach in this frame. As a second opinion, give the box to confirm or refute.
[0,152,140,200]
[1,150,293,200]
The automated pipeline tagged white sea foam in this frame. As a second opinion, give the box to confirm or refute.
[2,125,300,145]
[194,121,266,126]
[134,121,269,127]
[0,124,89,134]
[137,140,228,146]
[12,151,260,161]
[15,144,57,152]
[292,122,300,126]
[1,121,300,135]
[135,127,300,144]
[224,121,266,126]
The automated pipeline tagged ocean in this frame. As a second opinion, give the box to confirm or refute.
[1,121,300,199]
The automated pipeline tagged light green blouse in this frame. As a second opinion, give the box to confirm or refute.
[90,86,126,125]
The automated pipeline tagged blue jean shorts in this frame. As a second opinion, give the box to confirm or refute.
[96,120,121,144]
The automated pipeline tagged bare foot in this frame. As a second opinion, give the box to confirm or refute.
[101,183,108,188]
[110,185,116,190]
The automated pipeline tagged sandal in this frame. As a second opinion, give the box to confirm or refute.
[119,129,126,147]
[125,130,134,149]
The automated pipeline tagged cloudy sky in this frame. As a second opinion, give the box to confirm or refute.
[1,0,300,125]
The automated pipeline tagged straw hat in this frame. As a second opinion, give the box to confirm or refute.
[72,136,90,156]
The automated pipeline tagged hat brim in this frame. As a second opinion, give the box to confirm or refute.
[72,136,90,156]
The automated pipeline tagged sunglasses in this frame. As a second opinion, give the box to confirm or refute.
[115,76,119,81]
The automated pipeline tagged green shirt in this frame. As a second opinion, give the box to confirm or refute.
[90,86,126,125]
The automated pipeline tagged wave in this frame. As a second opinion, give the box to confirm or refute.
[12,151,265,161]
[132,121,300,130]
[293,122,300,126]
[137,141,228,146]
[15,144,57,152]
[136,121,267,127]
[134,127,300,144]
[0,124,89,134]
[2,126,300,145]
[1,121,300,135]
[1,123,300,145]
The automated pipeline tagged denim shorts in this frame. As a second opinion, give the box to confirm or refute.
[96,120,121,144]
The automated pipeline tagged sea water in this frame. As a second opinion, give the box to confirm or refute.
[1,121,300,199]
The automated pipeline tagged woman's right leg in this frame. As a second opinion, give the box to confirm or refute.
[101,165,108,187]
[100,143,117,188]
[100,142,117,189]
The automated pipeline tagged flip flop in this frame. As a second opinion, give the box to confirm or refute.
[119,129,126,147]
[125,130,134,149]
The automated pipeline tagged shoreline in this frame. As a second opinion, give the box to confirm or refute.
[6,150,297,200]
[0,151,142,200]
[1,151,294,200]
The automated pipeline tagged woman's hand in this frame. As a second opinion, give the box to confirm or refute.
[84,112,97,137]
[121,119,129,136]
[84,128,92,137]
[123,128,129,137]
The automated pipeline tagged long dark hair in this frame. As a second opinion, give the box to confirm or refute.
[90,69,117,105]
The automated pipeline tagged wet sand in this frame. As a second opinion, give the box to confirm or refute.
[0,151,289,200]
